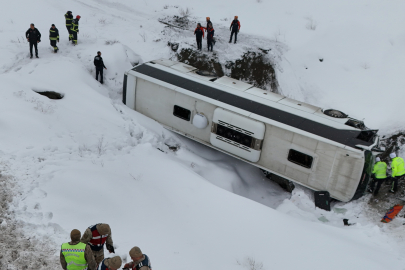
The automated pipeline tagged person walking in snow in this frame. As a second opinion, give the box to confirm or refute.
[70,15,81,45]
[49,24,59,53]
[368,157,387,196]
[80,223,114,265]
[389,153,405,193]
[229,16,240,44]
[123,246,152,270]
[94,51,107,84]
[194,23,204,50]
[26,23,41,58]
[65,11,73,41]
[207,23,215,52]
[97,256,122,270]
[60,229,97,270]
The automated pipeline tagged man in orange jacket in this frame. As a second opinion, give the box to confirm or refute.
[229,16,240,44]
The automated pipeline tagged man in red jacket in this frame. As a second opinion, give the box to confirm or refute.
[194,23,204,50]
[229,16,240,44]
[81,223,114,264]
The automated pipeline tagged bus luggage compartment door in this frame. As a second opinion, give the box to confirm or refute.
[210,108,265,162]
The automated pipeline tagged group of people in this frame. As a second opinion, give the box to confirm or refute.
[369,152,405,196]
[60,223,151,270]
[194,16,241,52]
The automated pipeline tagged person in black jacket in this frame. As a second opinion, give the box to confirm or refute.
[207,23,215,52]
[205,17,212,31]
[229,16,241,44]
[49,24,59,53]
[70,15,81,45]
[194,23,204,50]
[26,23,41,58]
[65,11,73,41]
[94,51,107,84]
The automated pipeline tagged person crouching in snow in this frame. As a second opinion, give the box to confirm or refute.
[123,246,152,270]
[97,256,122,270]
[207,23,215,52]
[194,23,204,50]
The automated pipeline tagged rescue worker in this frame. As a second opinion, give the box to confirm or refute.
[65,11,73,41]
[26,23,41,58]
[205,17,212,31]
[194,23,204,50]
[49,24,59,53]
[207,23,215,52]
[70,15,81,45]
[80,223,114,265]
[389,153,405,193]
[97,256,122,270]
[368,157,387,196]
[123,246,152,270]
[229,16,241,44]
[60,229,97,270]
[94,51,107,84]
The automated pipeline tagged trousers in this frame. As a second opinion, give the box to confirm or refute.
[230,30,238,42]
[196,37,202,50]
[96,67,104,83]
[50,40,58,51]
[29,42,38,56]
[71,31,78,44]
[370,177,386,195]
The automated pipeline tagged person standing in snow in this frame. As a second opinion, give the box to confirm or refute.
[80,223,114,265]
[70,15,81,45]
[49,24,59,53]
[94,51,107,84]
[65,11,73,41]
[60,229,97,270]
[389,153,405,193]
[207,23,215,52]
[229,16,240,44]
[368,157,387,196]
[194,23,204,50]
[123,246,152,270]
[97,256,122,270]
[205,17,212,31]
[26,23,41,58]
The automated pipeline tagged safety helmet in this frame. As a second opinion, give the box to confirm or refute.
[206,17,210,21]
[67,11,72,14]
[375,157,380,162]
[76,15,81,19]
[234,16,238,19]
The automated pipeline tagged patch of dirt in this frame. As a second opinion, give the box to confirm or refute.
[33,90,64,100]
[176,48,224,77]
[0,169,59,270]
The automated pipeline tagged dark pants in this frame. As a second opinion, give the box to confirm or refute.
[392,175,404,192]
[50,40,58,52]
[207,39,213,51]
[196,37,202,50]
[72,31,77,44]
[370,177,386,195]
[29,42,38,56]
[96,67,103,83]
[66,25,72,40]
[230,30,238,43]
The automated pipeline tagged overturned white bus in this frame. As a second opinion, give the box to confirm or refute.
[123,59,379,202]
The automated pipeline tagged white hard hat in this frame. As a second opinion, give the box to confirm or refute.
[375,157,381,162]
[390,153,396,159]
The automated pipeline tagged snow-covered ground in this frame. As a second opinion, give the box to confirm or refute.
[1,0,405,269]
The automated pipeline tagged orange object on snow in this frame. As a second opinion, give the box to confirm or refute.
[381,204,403,223]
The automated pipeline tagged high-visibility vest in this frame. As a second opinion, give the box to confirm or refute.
[65,13,73,26]
[61,242,88,270]
[391,157,405,177]
[88,224,108,251]
[372,161,387,179]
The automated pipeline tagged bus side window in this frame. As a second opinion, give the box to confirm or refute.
[173,105,191,121]
[288,149,313,168]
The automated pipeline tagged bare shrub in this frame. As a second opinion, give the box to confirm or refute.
[305,17,317,30]
[99,18,107,24]
[179,7,191,18]
[96,136,107,157]
[237,257,264,270]
[105,40,120,45]
[139,32,147,42]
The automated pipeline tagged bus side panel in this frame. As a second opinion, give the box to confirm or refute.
[126,74,137,110]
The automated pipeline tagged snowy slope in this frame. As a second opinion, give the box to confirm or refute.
[1,0,405,269]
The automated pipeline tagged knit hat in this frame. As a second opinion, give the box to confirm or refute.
[390,153,396,159]
[97,224,110,235]
[375,157,380,162]
[129,246,143,259]
[70,229,81,241]
[108,256,122,269]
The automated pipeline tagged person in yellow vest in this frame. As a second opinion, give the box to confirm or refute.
[60,229,97,270]
[70,15,81,45]
[368,157,387,196]
[389,152,405,193]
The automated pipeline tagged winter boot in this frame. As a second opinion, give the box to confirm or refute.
[30,55,33,59]
[36,55,39,58]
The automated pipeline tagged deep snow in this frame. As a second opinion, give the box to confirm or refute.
[1,0,405,269]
